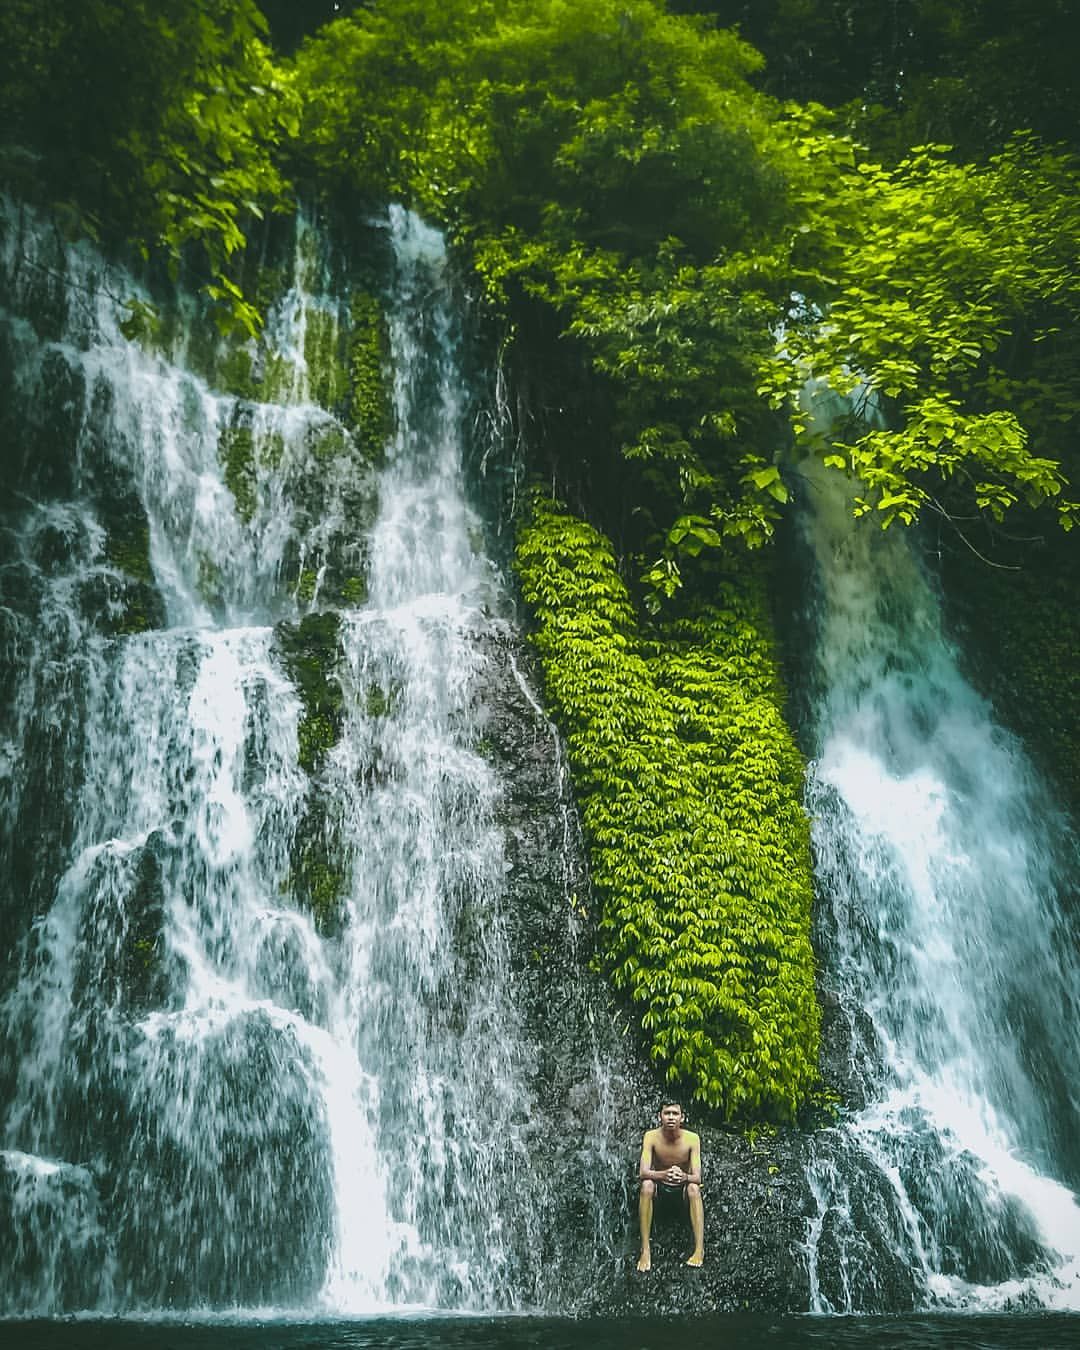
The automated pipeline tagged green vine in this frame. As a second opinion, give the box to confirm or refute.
[516,494,820,1120]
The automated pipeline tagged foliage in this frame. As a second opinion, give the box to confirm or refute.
[3,0,1077,566]
[516,494,819,1120]
[3,0,1076,1084]
[293,0,805,579]
[0,0,299,335]
[760,126,1080,534]
[292,0,1079,598]
[689,0,1080,162]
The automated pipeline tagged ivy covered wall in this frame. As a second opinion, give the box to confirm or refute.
[516,495,819,1120]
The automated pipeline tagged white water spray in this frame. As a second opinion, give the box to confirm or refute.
[800,456,1080,1310]
[0,199,618,1315]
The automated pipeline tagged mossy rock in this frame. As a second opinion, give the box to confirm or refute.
[253,262,289,320]
[293,568,368,610]
[14,347,85,498]
[73,830,175,1013]
[90,512,166,636]
[81,572,163,637]
[365,680,399,719]
[287,800,347,936]
[104,519,153,585]
[515,495,819,1123]
[218,406,286,524]
[304,420,349,463]
[220,423,257,523]
[347,290,391,464]
[276,610,344,774]
[16,234,71,346]
[216,345,259,401]
[196,553,225,613]
[258,349,303,405]
[303,305,350,412]
[296,569,319,605]
[340,574,368,606]
[119,831,173,1011]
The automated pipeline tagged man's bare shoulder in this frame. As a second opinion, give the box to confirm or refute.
[641,1127,662,1145]
[684,1129,702,1147]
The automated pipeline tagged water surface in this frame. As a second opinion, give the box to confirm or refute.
[5,1313,1080,1350]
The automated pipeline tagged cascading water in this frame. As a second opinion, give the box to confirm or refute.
[799,456,1080,1311]
[320,209,556,1310]
[0,199,625,1317]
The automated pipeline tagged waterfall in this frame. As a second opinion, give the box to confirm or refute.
[0,199,624,1316]
[799,457,1080,1311]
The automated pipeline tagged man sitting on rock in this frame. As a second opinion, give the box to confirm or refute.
[636,1100,704,1271]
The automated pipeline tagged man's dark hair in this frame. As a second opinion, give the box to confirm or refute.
[658,1100,684,1113]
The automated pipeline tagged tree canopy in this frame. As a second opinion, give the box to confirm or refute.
[4,0,1076,573]
[286,0,1080,594]
[0,0,298,333]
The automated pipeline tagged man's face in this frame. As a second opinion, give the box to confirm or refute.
[659,1104,683,1134]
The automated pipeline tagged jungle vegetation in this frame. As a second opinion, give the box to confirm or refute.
[2,0,1077,1118]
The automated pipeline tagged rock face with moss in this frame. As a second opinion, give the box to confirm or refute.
[941,526,1080,821]
[466,621,832,1311]
[274,610,348,933]
[516,494,820,1122]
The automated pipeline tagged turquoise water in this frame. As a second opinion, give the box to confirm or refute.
[3,1315,1080,1350]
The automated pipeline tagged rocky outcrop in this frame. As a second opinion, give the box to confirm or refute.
[473,619,835,1314]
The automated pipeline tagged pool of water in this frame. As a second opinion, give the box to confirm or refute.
[4,1314,1080,1350]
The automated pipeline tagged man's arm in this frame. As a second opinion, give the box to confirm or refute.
[685,1134,702,1187]
[639,1131,667,1183]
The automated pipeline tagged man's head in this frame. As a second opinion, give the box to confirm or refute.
[657,1101,684,1134]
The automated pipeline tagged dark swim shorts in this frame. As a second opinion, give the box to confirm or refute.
[655,1181,688,1209]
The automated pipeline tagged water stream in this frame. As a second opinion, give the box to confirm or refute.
[798,456,1080,1311]
[0,201,620,1316]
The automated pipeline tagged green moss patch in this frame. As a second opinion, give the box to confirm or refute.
[217,346,258,401]
[288,802,348,935]
[339,575,368,606]
[516,494,820,1121]
[347,291,391,463]
[218,416,285,524]
[276,610,344,774]
[305,421,348,463]
[220,424,257,522]
[97,513,166,636]
[104,518,153,585]
[364,680,399,719]
[303,305,350,411]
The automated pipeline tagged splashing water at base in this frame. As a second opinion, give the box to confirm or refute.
[799,456,1080,1311]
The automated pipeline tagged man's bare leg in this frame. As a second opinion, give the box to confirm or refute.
[686,1183,704,1266]
[637,1181,654,1271]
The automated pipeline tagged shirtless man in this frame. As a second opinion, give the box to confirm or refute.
[636,1101,703,1271]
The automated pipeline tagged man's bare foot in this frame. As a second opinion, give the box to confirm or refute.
[686,1252,703,1267]
[636,1251,651,1272]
